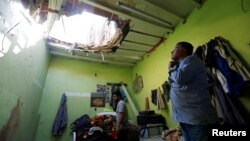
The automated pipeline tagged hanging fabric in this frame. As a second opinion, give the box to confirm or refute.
[52,93,68,136]
[207,39,245,96]
[195,36,249,96]
[214,37,250,80]
[156,87,165,109]
[162,81,171,103]
[151,89,157,105]
[194,36,250,126]
[208,68,246,125]
[145,97,150,110]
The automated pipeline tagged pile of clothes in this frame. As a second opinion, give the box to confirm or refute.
[70,114,117,141]
[161,128,182,141]
[70,114,139,141]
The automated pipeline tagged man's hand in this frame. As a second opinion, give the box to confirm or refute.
[168,60,179,70]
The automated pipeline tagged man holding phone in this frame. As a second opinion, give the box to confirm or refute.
[168,42,219,141]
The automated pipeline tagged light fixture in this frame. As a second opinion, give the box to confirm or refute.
[117,2,173,28]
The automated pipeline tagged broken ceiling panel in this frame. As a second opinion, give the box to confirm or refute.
[20,0,204,67]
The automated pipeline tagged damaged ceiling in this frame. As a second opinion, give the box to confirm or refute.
[29,0,204,67]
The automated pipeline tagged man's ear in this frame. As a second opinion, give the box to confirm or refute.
[182,48,188,56]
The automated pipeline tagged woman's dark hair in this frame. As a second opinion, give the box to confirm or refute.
[177,41,193,56]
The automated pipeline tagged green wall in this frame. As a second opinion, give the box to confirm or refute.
[34,56,134,141]
[132,0,250,128]
[2,0,250,140]
[0,18,50,141]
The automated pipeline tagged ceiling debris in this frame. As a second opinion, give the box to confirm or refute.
[19,0,203,66]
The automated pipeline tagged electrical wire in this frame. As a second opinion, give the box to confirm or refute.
[0,0,42,53]
[1,21,22,53]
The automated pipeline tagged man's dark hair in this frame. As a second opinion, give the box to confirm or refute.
[177,41,193,56]
[113,91,121,97]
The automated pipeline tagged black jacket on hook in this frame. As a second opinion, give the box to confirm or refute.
[52,93,68,136]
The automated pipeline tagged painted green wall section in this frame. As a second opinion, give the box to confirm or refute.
[35,56,134,141]
[2,0,250,140]
[0,29,50,140]
[131,0,250,128]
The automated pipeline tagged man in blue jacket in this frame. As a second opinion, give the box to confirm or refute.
[168,42,219,141]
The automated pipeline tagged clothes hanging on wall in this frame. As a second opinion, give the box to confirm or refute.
[208,68,246,125]
[156,87,165,109]
[194,36,250,126]
[208,40,244,96]
[151,88,165,109]
[144,97,150,110]
[215,37,250,80]
[195,36,250,96]
[162,81,171,103]
[52,93,68,136]
[151,89,157,105]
